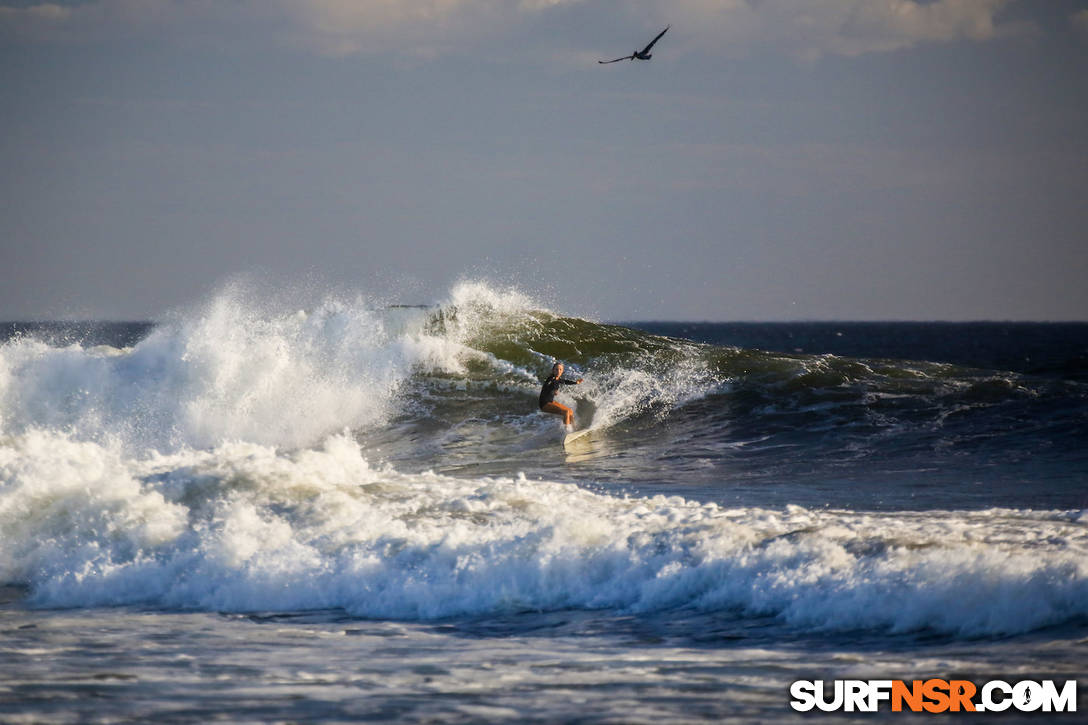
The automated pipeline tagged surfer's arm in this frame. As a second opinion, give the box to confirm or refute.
[561,378,583,385]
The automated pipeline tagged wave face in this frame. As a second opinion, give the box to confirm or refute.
[1,281,1087,637]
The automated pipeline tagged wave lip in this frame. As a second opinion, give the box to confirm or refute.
[2,429,1085,638]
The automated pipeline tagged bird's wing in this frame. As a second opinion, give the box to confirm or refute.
[598,55,633,64]
[640,25,669,54]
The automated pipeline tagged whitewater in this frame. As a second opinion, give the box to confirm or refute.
[1,281,1086,723]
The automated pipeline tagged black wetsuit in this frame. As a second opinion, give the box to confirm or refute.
[539,375,578,409]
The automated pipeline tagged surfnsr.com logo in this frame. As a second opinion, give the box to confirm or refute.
[790,679,1077,713]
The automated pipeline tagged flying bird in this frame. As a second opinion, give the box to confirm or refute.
[598,25,670,64]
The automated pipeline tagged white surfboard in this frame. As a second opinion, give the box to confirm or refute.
[562,398,596,448]
[563,427,593,447]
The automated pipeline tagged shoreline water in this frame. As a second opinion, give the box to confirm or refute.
[3,595,1085,724]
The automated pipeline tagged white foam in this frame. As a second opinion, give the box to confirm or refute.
[1,428,1084,635]
[0,287,499,452]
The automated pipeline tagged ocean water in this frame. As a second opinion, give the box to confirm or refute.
[1,282,1086,723]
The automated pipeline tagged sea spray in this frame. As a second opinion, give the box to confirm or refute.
[0,291,426,451]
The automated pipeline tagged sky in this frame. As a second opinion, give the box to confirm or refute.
[2,0,1087,321]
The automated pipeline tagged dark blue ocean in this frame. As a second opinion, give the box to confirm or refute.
[1,285,1086,722]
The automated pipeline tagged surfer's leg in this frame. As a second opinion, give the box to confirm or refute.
[541,401,574,425]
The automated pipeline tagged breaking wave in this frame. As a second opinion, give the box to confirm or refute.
[1,280,1086,637]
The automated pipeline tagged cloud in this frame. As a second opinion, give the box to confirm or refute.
[1073,9,1088,38]
[663,0,1026,59]
[0,0,1032,58]
[266,0,533,57]
[0,0,212,44]
[0,0,516,55]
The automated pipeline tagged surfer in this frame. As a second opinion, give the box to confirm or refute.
[539,362,582,427]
